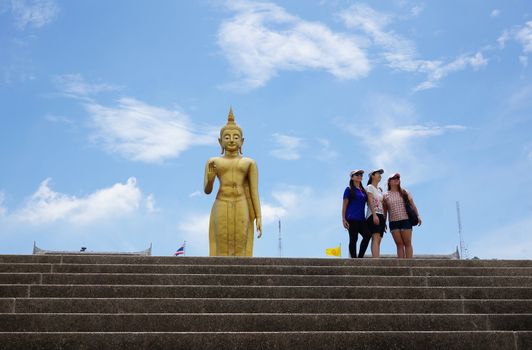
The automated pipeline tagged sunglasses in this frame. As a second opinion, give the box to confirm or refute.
[352,173,363,177]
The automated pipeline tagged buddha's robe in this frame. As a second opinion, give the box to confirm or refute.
[206,157,256,256]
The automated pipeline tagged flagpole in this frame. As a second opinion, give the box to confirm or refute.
[184,240,187,257]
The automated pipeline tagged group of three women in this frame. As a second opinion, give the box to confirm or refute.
[342,169,422,259]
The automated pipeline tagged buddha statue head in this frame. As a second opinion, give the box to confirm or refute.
[219,107,244,155]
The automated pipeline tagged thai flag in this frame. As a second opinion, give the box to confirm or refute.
[174,243,185,256]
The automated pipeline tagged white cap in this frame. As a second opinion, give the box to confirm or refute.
[388,172,401,180]
[350,169,364,177]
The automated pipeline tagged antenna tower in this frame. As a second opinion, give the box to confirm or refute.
[456,201,468,259]
[278,218,282,257]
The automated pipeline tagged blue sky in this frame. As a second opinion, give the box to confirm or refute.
[0,0,531,259]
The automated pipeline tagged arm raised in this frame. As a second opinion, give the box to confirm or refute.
[204,159,217,194]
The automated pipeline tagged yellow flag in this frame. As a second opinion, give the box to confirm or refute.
[325,245,341,257]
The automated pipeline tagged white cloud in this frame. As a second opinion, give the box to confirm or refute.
[516,21,532,54]
[189,186,326,233]
[51,75,216,162]
[525,144,532,160]
[414,52,488,92]
[410,5,423,17]
[177,213,210,255]
[218,0,370,89]
[497,21,532,64]
[179,184,339,256]
[188,191,202,198]
[490,9,500,18]
[270,133,305,160]
[262,185,313,225]
[218,2,488,91]
[519,55,528,67]
[340,3,430,72]
[497,30,510,49]
[0,192,6,216]
[339,95,466,184]
[53,74,121,98]
[270,134,337,161]
[85,98,215,163]
[145,194,157,213]
[262,185,339,228]
[14,178,143,225]
[340,4,487,92]
[350,124,466,181]
[469,217,532,259]
[316,138,338,161]
[176,188,307,256]
[261,203,286,225]
[45,114,74,125]
[10,0,59,29]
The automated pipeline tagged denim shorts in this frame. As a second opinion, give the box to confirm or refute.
[389,219,412,231]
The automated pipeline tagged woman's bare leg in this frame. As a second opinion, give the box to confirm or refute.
[391,230,405,258]
[371,233,381,258]
[400,229,413,258]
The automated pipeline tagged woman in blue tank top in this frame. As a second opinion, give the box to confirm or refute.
[342,170,371,258]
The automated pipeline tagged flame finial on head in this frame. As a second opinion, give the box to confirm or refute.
[221,106,242,135]
[227,106,235,125]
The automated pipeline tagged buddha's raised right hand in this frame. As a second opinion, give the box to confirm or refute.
[207,161,217,181]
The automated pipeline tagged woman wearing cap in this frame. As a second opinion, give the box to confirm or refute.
[383,173,422,258]
[366,169,386,258]
[342,170,371,258]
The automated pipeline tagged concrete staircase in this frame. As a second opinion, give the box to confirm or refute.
[0,254,531,349]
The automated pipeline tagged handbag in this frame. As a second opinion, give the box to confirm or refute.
[402,192,419,226]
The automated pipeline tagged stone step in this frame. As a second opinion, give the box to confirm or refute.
[1,255,529,349]
[0,331,530,350]
[1,313,531,332]
[0,264,52,273]
[1,284,530,299]
[3,263,532,276]
[2,273,532,287]
[3,298,532,314]
[0,285,28,298]
[2,254,532,268]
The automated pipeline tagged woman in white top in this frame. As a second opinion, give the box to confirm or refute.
[366,169,386,258]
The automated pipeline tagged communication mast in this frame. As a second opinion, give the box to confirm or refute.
[456,201,468,259]
[278,218,282,257]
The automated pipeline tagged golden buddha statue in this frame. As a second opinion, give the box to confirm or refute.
[204,108,262,256]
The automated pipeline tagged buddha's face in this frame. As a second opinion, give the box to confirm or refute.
[219,128,243,153]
